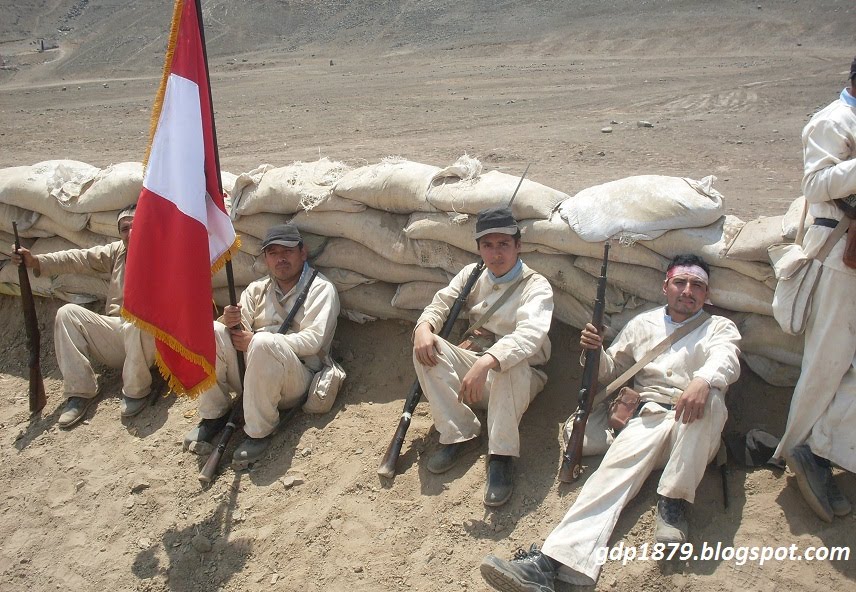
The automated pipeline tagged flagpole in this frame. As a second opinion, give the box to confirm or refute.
[193,0,244,381]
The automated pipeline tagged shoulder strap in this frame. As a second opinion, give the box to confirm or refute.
[462,269,535,339]
[816,218,849,262]
[277,268,318,334]
[591,311,711,408]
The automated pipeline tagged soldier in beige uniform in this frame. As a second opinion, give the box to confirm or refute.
[11,206,156,428]
[480,255,741,592]
[774,57,856,522]
[413,206,554,507]
[183,223,340,465]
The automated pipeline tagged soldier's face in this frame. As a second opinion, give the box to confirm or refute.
[477,233,521,277]
[663,275,708,322]
[263,244,307,286]
[118,217,133,247]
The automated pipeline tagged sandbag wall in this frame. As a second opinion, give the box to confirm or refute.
[0,156,805,386]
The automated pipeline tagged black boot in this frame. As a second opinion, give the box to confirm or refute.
[480,544,558,592]
[484,454,514,507]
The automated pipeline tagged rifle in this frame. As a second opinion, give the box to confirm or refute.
[198,268,318,484]
[12,222,47,415]
[377,261,484,479]
[558,242,609,482]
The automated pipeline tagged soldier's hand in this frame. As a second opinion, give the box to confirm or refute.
[674,377,710,424]
[579,323,603,350]
[222,304,242,329]
[413,322,441,367]
[459,354,498,406]
[10,245,40,273]
[229,328,253,352]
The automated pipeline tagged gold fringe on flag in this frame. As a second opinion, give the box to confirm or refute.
[121,307,217,398]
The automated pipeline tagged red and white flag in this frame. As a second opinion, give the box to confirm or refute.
[123,0,237,396]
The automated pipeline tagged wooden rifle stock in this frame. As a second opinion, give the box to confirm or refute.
[558,242,609,482]
[12,222,47,415]
[377,261,484,479]
[198,268,317,484]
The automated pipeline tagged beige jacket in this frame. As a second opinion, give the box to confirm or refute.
[36,241,125,316]
[417,261,553,370]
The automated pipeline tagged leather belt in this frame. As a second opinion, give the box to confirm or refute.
[814,217,847,231]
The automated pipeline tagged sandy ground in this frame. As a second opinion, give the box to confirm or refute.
[0,2,854,591]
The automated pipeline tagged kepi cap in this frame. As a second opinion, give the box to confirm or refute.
[475,206,518,239]
[117,205,136,223]
[261,223,303,249]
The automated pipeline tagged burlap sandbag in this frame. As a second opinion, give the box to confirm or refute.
[315,266,377,293]
[0,202,42,237]
[741,353,801,387]
[559,175,724,242]
[31,215,113,250]
[426,169,568,220]
[722,215,787,264]
[230,159,357,218]
[647,215,774,283]
[332,158,442,213]
[782,196,812,241]
[0,162,91,231]
[314,238,450,285]
[59,162,142,213]
[339,282,420,324]
[233,212,291,239]
[292,209,417,265]
[411,239,479,274]
[552,288,595,330]
[522,252,631,315]
[212,250,264,288]
[391,281,448,310]
[521,213,669,270]
[88,210,122,239]
[405,212,547,255]
[737,313,804,368]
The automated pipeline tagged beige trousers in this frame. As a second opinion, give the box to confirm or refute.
[774,267,856,472]
[413,338,546,457]
[542,392,727,586]
[54,303,155,400]
[197,323,313,438]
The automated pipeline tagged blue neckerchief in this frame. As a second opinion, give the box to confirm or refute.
[664,305,705,328]
[488,258,523,284]
[841,88,856,108]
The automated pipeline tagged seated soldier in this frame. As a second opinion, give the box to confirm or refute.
[480,254,741,592]
[12,206,156,428]
[413,206,554,507]
[183,223,340,466]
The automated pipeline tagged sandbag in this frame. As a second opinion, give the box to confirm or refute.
[741,353,801,387]
[723,215,787,263]
[233,211,291,239]
[521,214,669,271]
[212,250,263,288]
[292,209,416,265]
[88,210,122,238]
[552,289,595,330]
[782,196,812,240]
[559,175,724,242]
[314,238,450,285]
[522,252,630,315]
[411,239,479,274]
[426,167,568,219]
[31,215,113,250]
[406,212,551,255]
[230,159,356,218]
[647,216,775,283]
[332,158,442,213]
[391,281,447,310]
[315,266,377,293]
[0,162,91,231]
[59,162,142,213]
[338,282,420,323]
[737,313,804,367]
[0,202,42,236]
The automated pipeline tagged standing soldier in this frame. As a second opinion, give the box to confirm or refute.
[413,206,554,507]
[774,56,856,521]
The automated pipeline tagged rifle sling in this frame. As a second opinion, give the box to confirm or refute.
[461,269,535,341]
[591,311,711,409]
[276,268,318,335]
